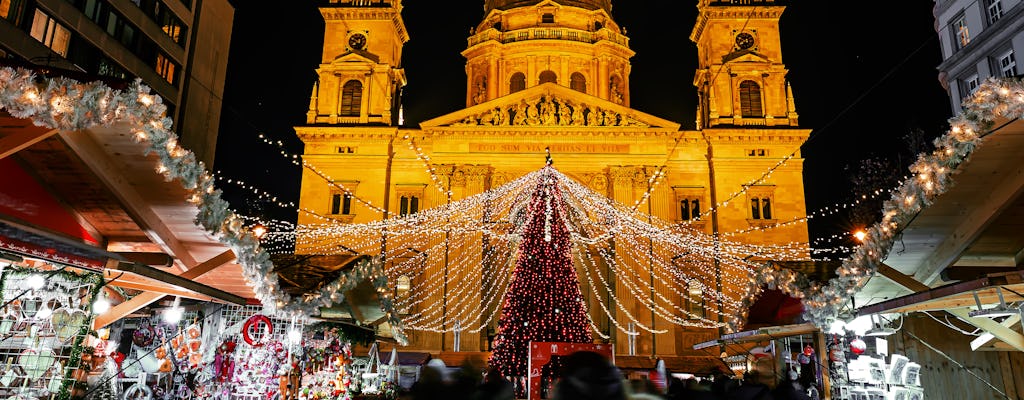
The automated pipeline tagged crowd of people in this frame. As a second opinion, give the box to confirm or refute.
[402,351,816,400]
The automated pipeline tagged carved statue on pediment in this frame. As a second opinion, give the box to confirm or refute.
[571,102,585,126]
[525,101,539,125]
[539,96,556,125]
[486,107,502,125]
[558,101,572,126]
[499,106,509,126]
[513,101,527,125]
[586,106,600,126]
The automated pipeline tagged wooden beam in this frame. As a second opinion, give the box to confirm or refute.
[105,272,214,302]
[93,292,163,329]
[947,308,1024,352]
[878,263,930,292]
[913,154,1024,285]
[93,250,237,328]
[864,266,1024,353]
[57,130,198,267]
[0,127,58,159]
[971,314,1022,351]
[108,261,245,305]
[178,249,235,280]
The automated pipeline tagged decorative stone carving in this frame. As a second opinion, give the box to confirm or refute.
[590,173,608,193]
[450,94,649,127]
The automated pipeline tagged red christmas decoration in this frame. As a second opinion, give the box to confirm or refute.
[488,169,593,378]
[850,338,867,355]
[803,344,815,356]
[243,314,273,347]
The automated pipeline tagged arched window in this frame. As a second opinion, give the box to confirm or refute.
[539,70,557,85]
[510,72,526,93]
[739,80,762,117]
[570,72,587,93]
[341,80,363,117]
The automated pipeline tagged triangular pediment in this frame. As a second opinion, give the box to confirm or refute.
[420,83,680,129]
[332,49,380,64]
[723,50,771,64]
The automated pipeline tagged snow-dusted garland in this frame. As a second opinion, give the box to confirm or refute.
[758,77,1024,328]
[0,67,407,344]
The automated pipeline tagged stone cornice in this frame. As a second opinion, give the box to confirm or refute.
[691,6,785,42]
[702,128,811,144]
[295,126,399,142]
[320,7,409,44]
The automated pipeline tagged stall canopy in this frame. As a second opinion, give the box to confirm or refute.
[1,106,255,324]
[853,115,1024,352]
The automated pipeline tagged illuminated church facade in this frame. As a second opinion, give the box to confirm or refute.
[295,0,810,367]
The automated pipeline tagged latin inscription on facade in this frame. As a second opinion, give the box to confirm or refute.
[469,143,630,154]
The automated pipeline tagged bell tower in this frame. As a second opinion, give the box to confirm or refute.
[691,0,798,128]
[307,0,408,125]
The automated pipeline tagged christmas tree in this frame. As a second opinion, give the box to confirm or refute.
[489,168,593,378]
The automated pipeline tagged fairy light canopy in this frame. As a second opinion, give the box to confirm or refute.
[296,164,813,335]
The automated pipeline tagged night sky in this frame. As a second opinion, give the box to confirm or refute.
[213,1,953,245]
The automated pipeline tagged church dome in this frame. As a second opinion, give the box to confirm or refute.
[484,0,611,13]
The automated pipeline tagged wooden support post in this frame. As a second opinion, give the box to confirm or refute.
[815,330,832,400]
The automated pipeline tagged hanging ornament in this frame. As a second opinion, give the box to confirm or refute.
[243,315,273,347]
[850,338,867,355]
[803,344,815,357]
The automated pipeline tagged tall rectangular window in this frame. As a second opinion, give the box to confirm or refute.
[330,193,353,215]
[987,0,1003,24]
[0,0,27,25]
[30,10,71,57]
[155,53,177,85]
[953,16,970,49]
[400,196,420,216]
[748,188,775,221]
[679,198,701,221]
[342,194,352,215]
[998,50,1017,78]
[963,74,979,98]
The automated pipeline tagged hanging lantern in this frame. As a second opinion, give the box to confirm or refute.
[850,338,867,355]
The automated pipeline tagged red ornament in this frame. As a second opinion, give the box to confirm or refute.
[850,338,867,355]
[242,315,273,347]
[803,344,815,356]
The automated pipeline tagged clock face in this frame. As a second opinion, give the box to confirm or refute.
[735,32,755,50]
[348,33,367,50]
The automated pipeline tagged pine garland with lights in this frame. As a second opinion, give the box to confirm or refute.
[489,168,593,378]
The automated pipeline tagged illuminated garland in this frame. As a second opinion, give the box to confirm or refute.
[0,67,407,344]
[763,77,1024,327]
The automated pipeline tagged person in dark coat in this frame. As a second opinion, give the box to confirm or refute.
[474,367,514,400]
[771,376,811,400]
[552,351,627,400]
[725,370,774,400]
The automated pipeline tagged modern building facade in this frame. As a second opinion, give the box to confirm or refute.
[0,0,234,165]
[295,0,810,367]
[934,0,1023,112]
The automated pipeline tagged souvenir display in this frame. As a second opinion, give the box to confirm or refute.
[832,332,923,400]
[0,267,103,400]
